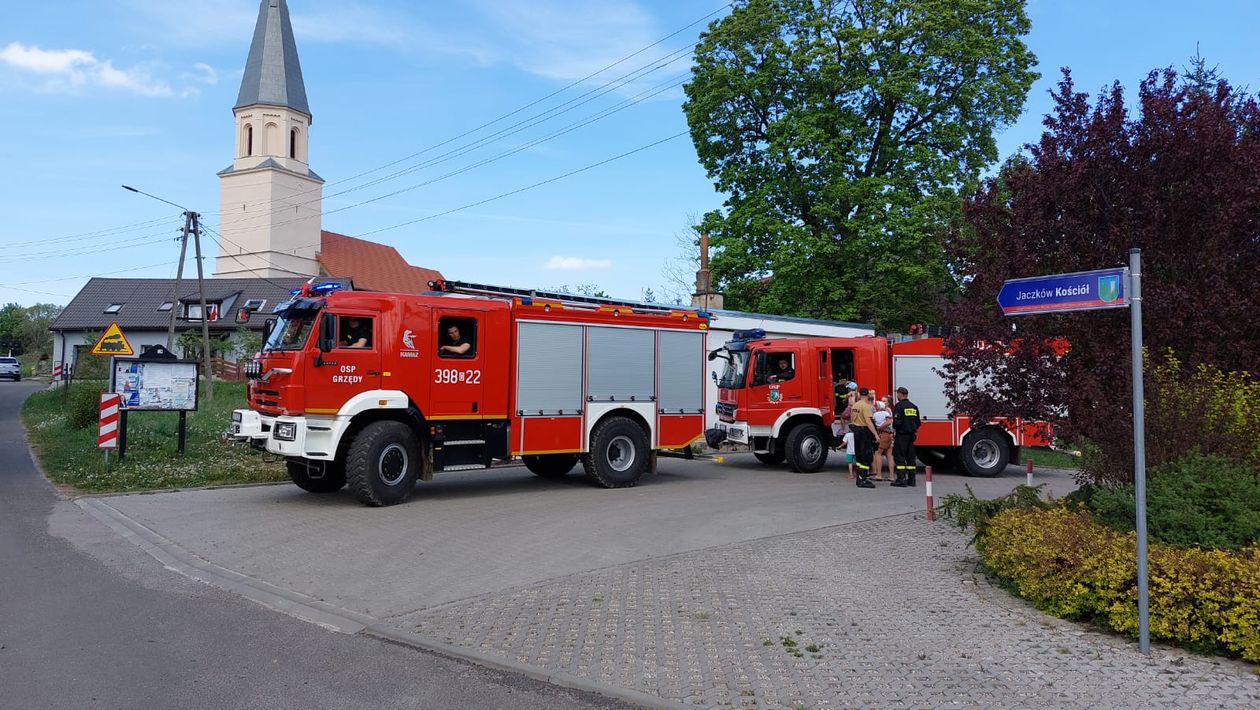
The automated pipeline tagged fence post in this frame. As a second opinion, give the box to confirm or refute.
[925,465,935,522]
[1026,458,1034,487]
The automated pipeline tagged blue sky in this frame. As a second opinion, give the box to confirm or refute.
[1,0,1258,307]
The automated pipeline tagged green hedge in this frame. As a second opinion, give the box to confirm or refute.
[981,508,1260,661]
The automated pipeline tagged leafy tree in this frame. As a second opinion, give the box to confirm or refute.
[944,67,1260,483]
[683,0,1037,330]
[229,327,263,360]
[0,303,24,353]
[20,303,61,360]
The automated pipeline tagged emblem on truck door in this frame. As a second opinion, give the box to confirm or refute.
[768,384,782,403]
[402,329,416,349]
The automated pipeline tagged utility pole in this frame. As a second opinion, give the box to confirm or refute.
[122,186,214,401]
[190,212,214,402]
[167,214,192,350]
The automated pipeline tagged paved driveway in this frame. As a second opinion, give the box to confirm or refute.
[79,455,1075,619]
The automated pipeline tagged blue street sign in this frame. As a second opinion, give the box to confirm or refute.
[996,267,1129,316]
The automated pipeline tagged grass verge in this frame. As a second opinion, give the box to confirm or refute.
[23,380,286,493]
[1019,446,1080,470]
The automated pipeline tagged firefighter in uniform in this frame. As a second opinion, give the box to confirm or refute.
[891,386,921,487]
[848,388,877,489]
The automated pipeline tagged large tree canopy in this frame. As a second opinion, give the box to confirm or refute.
[684,0,1037,329]
[945,68,1260,481]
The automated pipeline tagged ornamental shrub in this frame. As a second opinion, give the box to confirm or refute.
[68,382,108,429]
[1085,454,1260,551]
[981,508,1260,661]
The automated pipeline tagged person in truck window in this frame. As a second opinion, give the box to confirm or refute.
[439,323,472,356]
[770,356,794,382]
[340,317,371,348]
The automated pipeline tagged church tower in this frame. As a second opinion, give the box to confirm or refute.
[214,0,323,278]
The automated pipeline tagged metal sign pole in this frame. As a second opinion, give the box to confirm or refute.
[1129,248,1149,655]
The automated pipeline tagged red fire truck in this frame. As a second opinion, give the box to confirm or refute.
[706,330,1050,476]
[230,281,710,506]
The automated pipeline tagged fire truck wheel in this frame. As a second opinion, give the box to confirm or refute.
[785,423,829,473]
[286,459,346,493]
[754,451,786,465]
[960,429,1011,478]
[346,421,420,506]
[523,454,579,478]
[582,416,649,488]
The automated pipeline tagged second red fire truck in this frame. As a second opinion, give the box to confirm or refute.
[231,281,710,506]
[705,330,1050,476]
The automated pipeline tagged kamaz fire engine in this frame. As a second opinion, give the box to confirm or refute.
[705,330,1050,475]
[231,281,709,506]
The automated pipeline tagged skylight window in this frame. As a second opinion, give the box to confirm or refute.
[158,302,173,312]
[104,303,124,314]
[243,298,266,310]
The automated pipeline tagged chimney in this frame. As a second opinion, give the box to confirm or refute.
[691,232,724,310]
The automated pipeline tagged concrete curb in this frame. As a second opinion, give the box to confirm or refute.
[76,497,681,708]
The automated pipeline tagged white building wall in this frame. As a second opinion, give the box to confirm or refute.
[702,311,874,430]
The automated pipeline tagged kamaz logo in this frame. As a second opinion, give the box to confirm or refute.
[402,329,416,350]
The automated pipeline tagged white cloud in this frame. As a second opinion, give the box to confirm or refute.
[0,42,176,97]
[546,256,612,270]
[471,0,663,82]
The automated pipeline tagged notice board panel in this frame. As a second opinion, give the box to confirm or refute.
[111,359,200,411]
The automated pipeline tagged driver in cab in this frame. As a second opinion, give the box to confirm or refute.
[341,317,371,348]
[769,356,794,382]
[439,323,471,356]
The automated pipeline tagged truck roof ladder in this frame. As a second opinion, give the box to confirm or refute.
[428,280,705,317]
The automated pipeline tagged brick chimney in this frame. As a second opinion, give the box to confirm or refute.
[691,232,724,310]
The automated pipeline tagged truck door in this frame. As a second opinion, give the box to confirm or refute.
[746,348,804,420]
[430,310,485,418]
[304,312,382,415]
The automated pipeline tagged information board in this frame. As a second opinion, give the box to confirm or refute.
[111,359,200,411]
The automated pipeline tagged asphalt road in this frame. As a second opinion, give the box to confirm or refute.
[0,381,631,710]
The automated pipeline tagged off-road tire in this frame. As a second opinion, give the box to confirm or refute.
[960,429,1011,478]
[523,453,578,478]
[346,421,420,506]
[581,416,649,488]
[286,459,346,493]
[784,422,829,473]
[753,451,786,465]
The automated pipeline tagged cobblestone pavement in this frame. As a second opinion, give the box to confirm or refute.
[388,514,1260,709]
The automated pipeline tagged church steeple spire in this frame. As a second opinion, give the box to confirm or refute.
[214,0,323,279]
[235,0,310,119]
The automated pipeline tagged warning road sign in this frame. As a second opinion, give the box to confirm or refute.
[90,322,135,356]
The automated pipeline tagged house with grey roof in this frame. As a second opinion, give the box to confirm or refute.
[50,277,347,374]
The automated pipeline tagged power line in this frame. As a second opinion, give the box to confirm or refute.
[202,4,727,223]
[357,131,689,237]
[217,72,689,237]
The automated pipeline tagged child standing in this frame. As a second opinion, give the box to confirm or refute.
[842,429,856,480]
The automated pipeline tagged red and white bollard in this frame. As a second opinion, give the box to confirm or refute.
[1026,458,1034,487]
[925,465,935,522]
[98,393,121,464]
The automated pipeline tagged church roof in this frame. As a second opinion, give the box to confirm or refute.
[318,231,445,294]
[235,0,310,118]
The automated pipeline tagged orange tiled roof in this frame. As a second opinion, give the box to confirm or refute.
[318,230,444,293]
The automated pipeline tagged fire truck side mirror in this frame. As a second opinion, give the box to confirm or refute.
[317,313,336,352]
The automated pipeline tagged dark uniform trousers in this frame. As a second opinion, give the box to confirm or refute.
[893,432,917,485]
[851,424,875,481]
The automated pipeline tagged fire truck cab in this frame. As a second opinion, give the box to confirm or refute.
[231,282,709,506]
[706,330,1049,476]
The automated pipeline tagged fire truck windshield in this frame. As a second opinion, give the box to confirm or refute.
[716,350,750,389]
[265,311,316,351]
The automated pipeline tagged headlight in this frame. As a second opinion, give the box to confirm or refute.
[244,360,263,379]
[274,421,298,441]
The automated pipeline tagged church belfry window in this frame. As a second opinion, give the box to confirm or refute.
[244,124,253,156]
[290,128,298,159]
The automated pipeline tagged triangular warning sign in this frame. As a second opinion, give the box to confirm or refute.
[90,322,135,356]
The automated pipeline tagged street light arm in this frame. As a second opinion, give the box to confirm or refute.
[121,184,188,212]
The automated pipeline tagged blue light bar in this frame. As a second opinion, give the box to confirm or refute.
[311,282,344,293]
[732,328,766,341]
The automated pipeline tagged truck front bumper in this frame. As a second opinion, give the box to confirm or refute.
[230,409,343,460]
